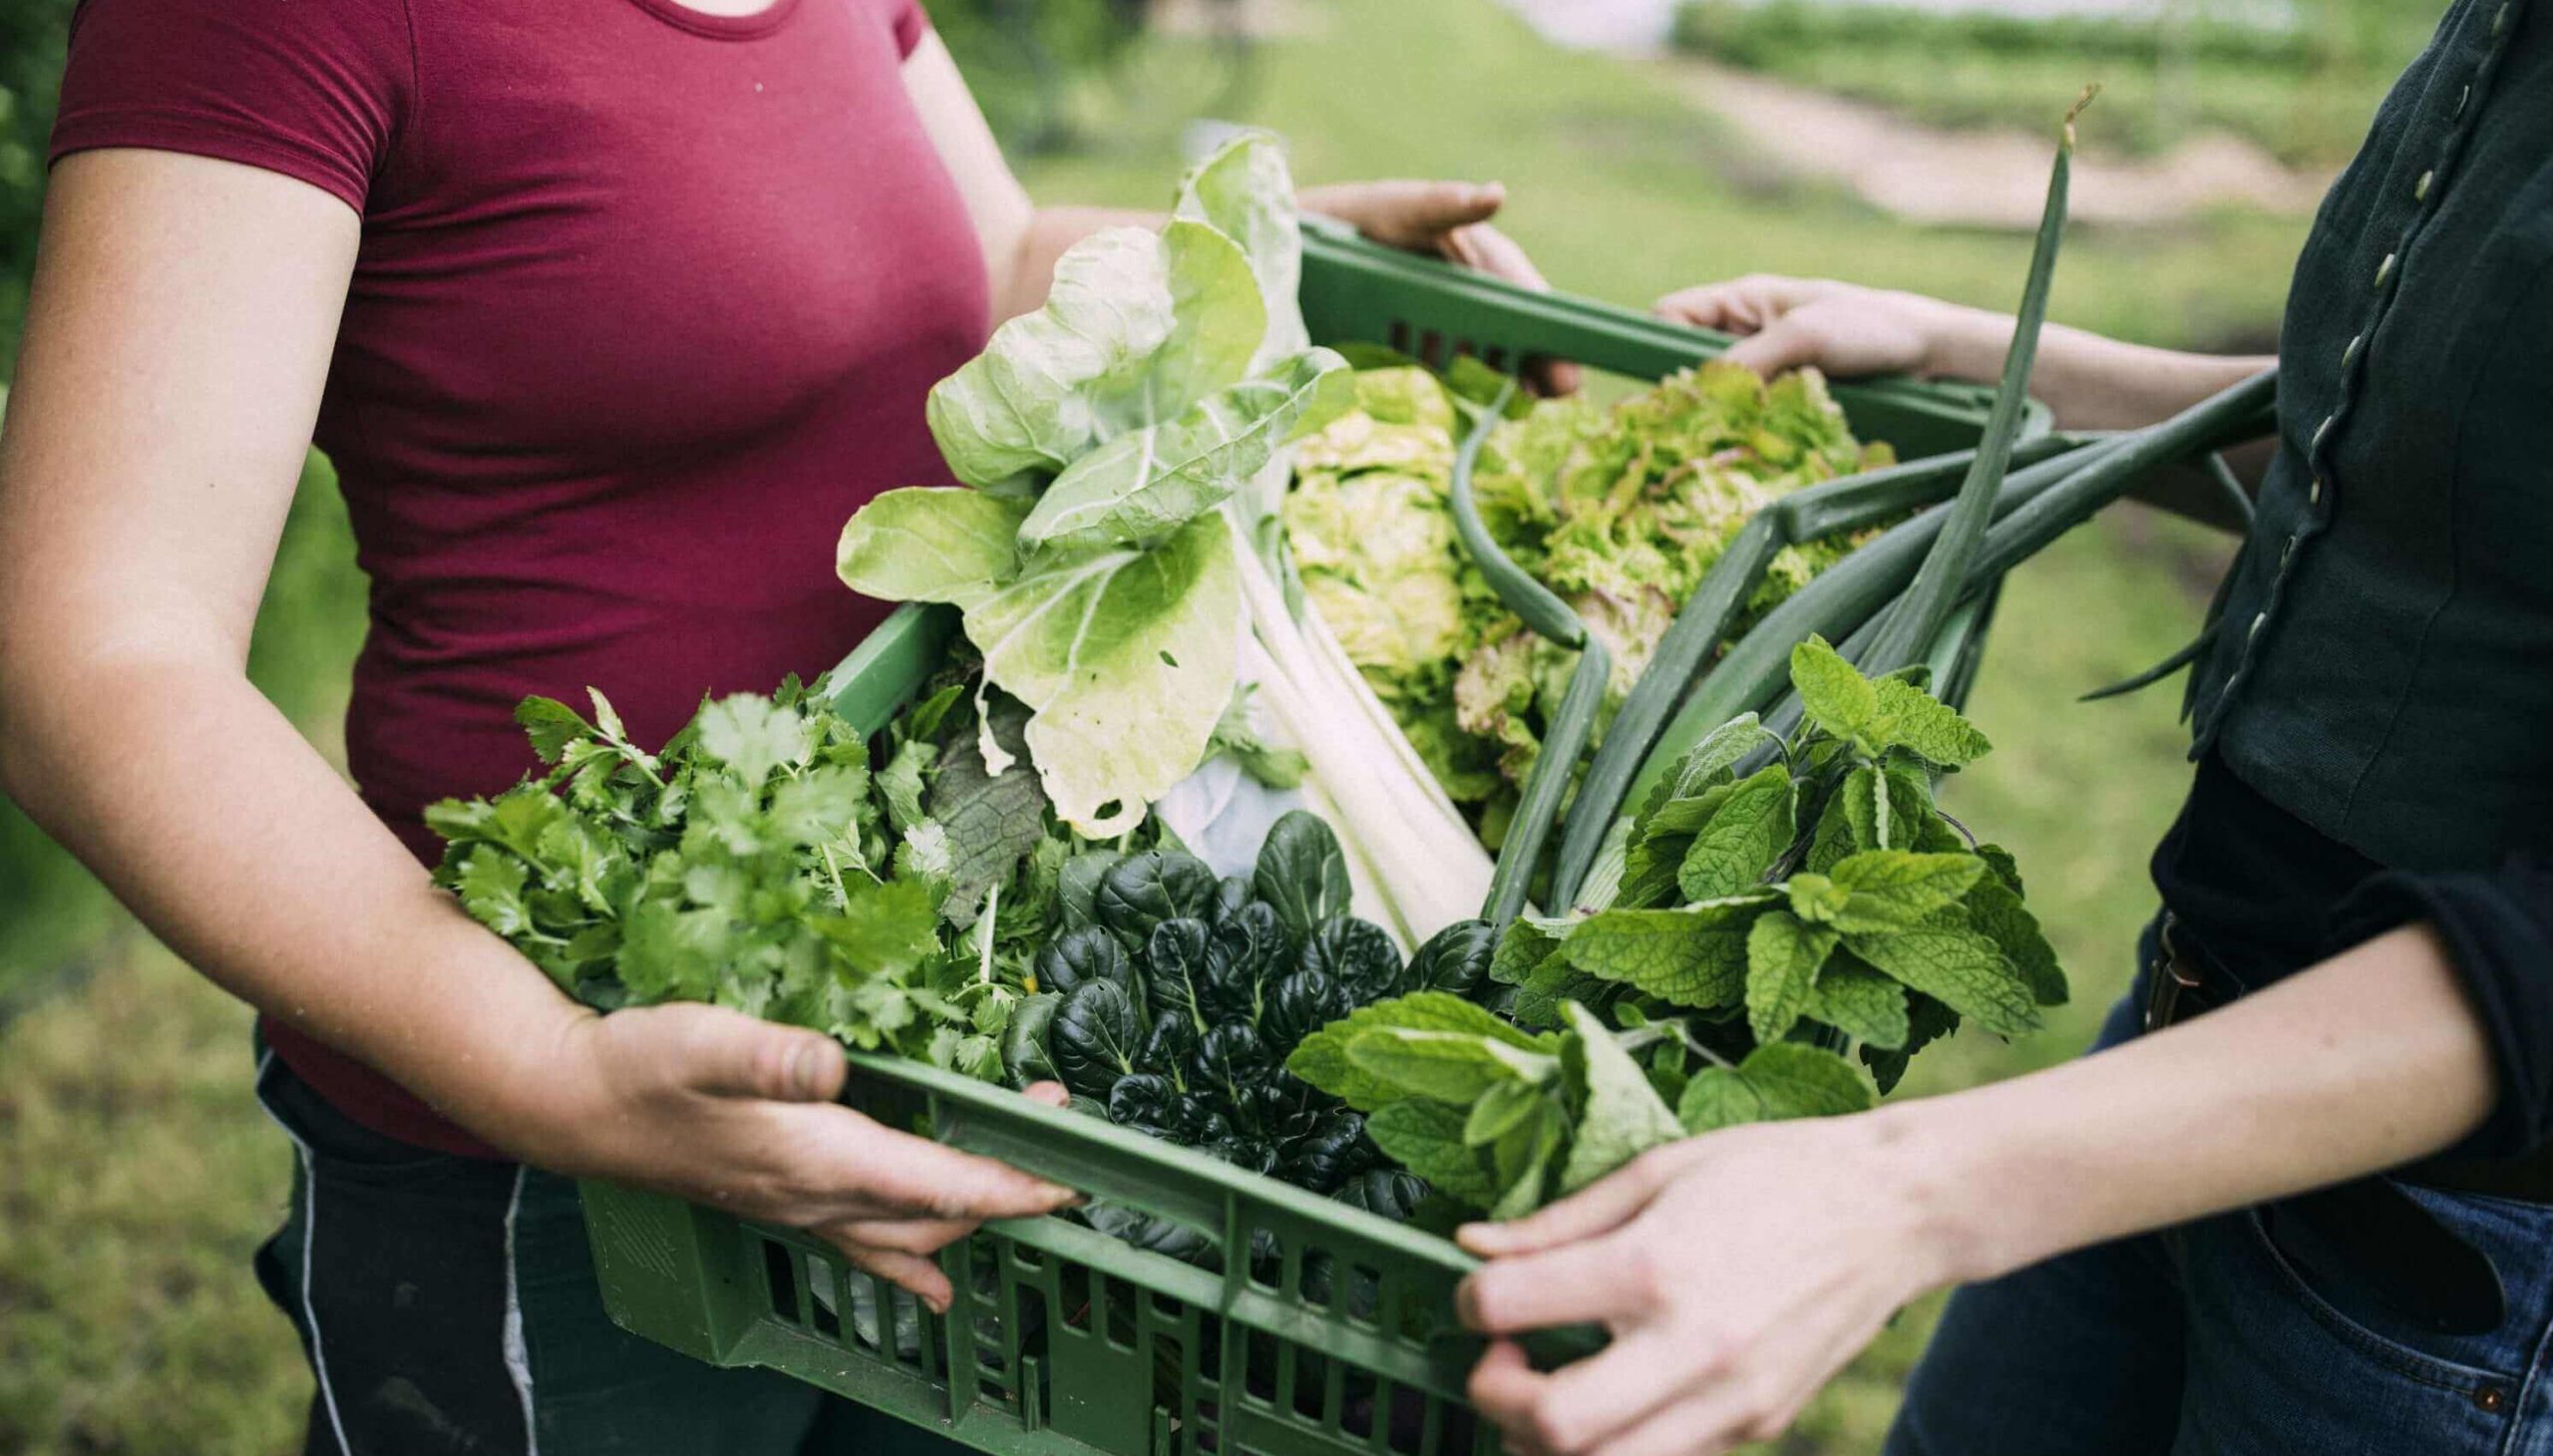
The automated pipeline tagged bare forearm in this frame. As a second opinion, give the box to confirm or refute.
[1923,300,2271,434]
[1895,924,2494,1287]
[992,205,1155,322]
[0,652,583,1156]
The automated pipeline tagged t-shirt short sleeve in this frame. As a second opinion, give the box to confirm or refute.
[50,0,415,213]
[888,0,931,59]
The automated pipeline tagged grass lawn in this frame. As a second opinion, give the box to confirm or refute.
[0,0,2313,1448]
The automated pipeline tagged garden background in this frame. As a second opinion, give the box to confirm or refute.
[0,0,2435,1449]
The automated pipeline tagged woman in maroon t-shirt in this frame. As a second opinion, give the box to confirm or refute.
[0,0,1553,1448]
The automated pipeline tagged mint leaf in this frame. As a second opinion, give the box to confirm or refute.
[1745,910,1837,1044]
[1825,851,1987,932]
[1845,921,2038,1036]
[1345,1028,1556,1104]
[1464,1077,1544,1148]
[1866,676,1992,767]
[1557,1003,1685,1194]
[1791,635,1876,741]
[1675,764,1796,902]
[1964,874,2066,1006]
[1633,712,1764,827]
[1805,958,1910,1049]
[1288,991,1553,1110]
[1678,1042,1876,1134]
[1560,902,1763,1008]
[1785,872,1852,925]
[1367,1100,1498,1207]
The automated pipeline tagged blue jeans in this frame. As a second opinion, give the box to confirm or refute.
[1886,973,2553,1454]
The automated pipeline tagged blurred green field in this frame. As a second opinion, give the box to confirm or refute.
[0,0,2430,1450]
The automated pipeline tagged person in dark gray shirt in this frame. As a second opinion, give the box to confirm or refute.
[1452,3,2553,1451]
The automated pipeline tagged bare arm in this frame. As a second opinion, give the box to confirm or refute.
[1455,924,2490,1455]
[1655,275,2276,530]
[0,151,1069,1306]
[900,32,1566,371]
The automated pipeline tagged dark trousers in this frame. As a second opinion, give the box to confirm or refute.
[250,1042,967,1455]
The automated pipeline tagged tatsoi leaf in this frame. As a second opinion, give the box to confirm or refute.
[1174,132,1309,371]
[1744,910,1838,1044]
[1560,902,1763,1008]
[1678,1043,1877,1134]
[1254,810,1353,939]
[1675,764,1796,902]
[835,488,1029,606]
[1019,349,1354,552]
[695,694,811,785]
[960,515,1242,837]
[1964,874,2067,1006]
[1845,921,2039,1036]
[1825,851,1988,932]
[1058,851,1125,933]
[1805,958,1911,1049]
[1790,635,1876,740]
[1557,1002,1685,1194]
[1866,676,1994,767]
[923,219,1264,489]
[1366,1101,1498,1207]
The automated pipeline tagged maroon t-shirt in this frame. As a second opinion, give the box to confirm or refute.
[53,0,989,1156]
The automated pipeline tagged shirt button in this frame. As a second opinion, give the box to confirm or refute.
[2282,537,2299,566]
[2495,4,2510,35]
[2248,612,2268,641]
[2311,475,2327,504]
[2455,83,2472,118]
[2415,170,2435,201]
[2313,418,2336,452]
[2343,334,2365,367]
[2374,252,2398,289]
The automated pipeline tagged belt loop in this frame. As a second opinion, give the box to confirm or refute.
[2144,911,2203,1032]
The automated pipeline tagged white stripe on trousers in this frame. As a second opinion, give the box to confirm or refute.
[503,1167,540,1454]
[252,1048,355,1456]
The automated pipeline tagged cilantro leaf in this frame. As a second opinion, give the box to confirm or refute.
[695,694,812,784]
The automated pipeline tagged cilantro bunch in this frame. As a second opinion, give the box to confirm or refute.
[1289,638,2065,1216]
[427,673,1076,1080]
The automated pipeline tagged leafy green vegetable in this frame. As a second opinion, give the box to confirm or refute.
[840,134,1358,840]
[1285,358,1895,837]
[1301,642,2063,1217]
[428,670,1076,1078]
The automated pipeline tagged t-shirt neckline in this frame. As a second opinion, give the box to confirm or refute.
[623,0,805,40]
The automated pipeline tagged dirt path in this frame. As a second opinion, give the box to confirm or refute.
[1667,58,2334,229]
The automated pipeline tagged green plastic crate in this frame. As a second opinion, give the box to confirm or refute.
[578,223,2040,1456]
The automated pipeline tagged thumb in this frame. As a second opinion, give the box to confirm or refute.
[1722,317,1828,379]
[673,1006,848,1103]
